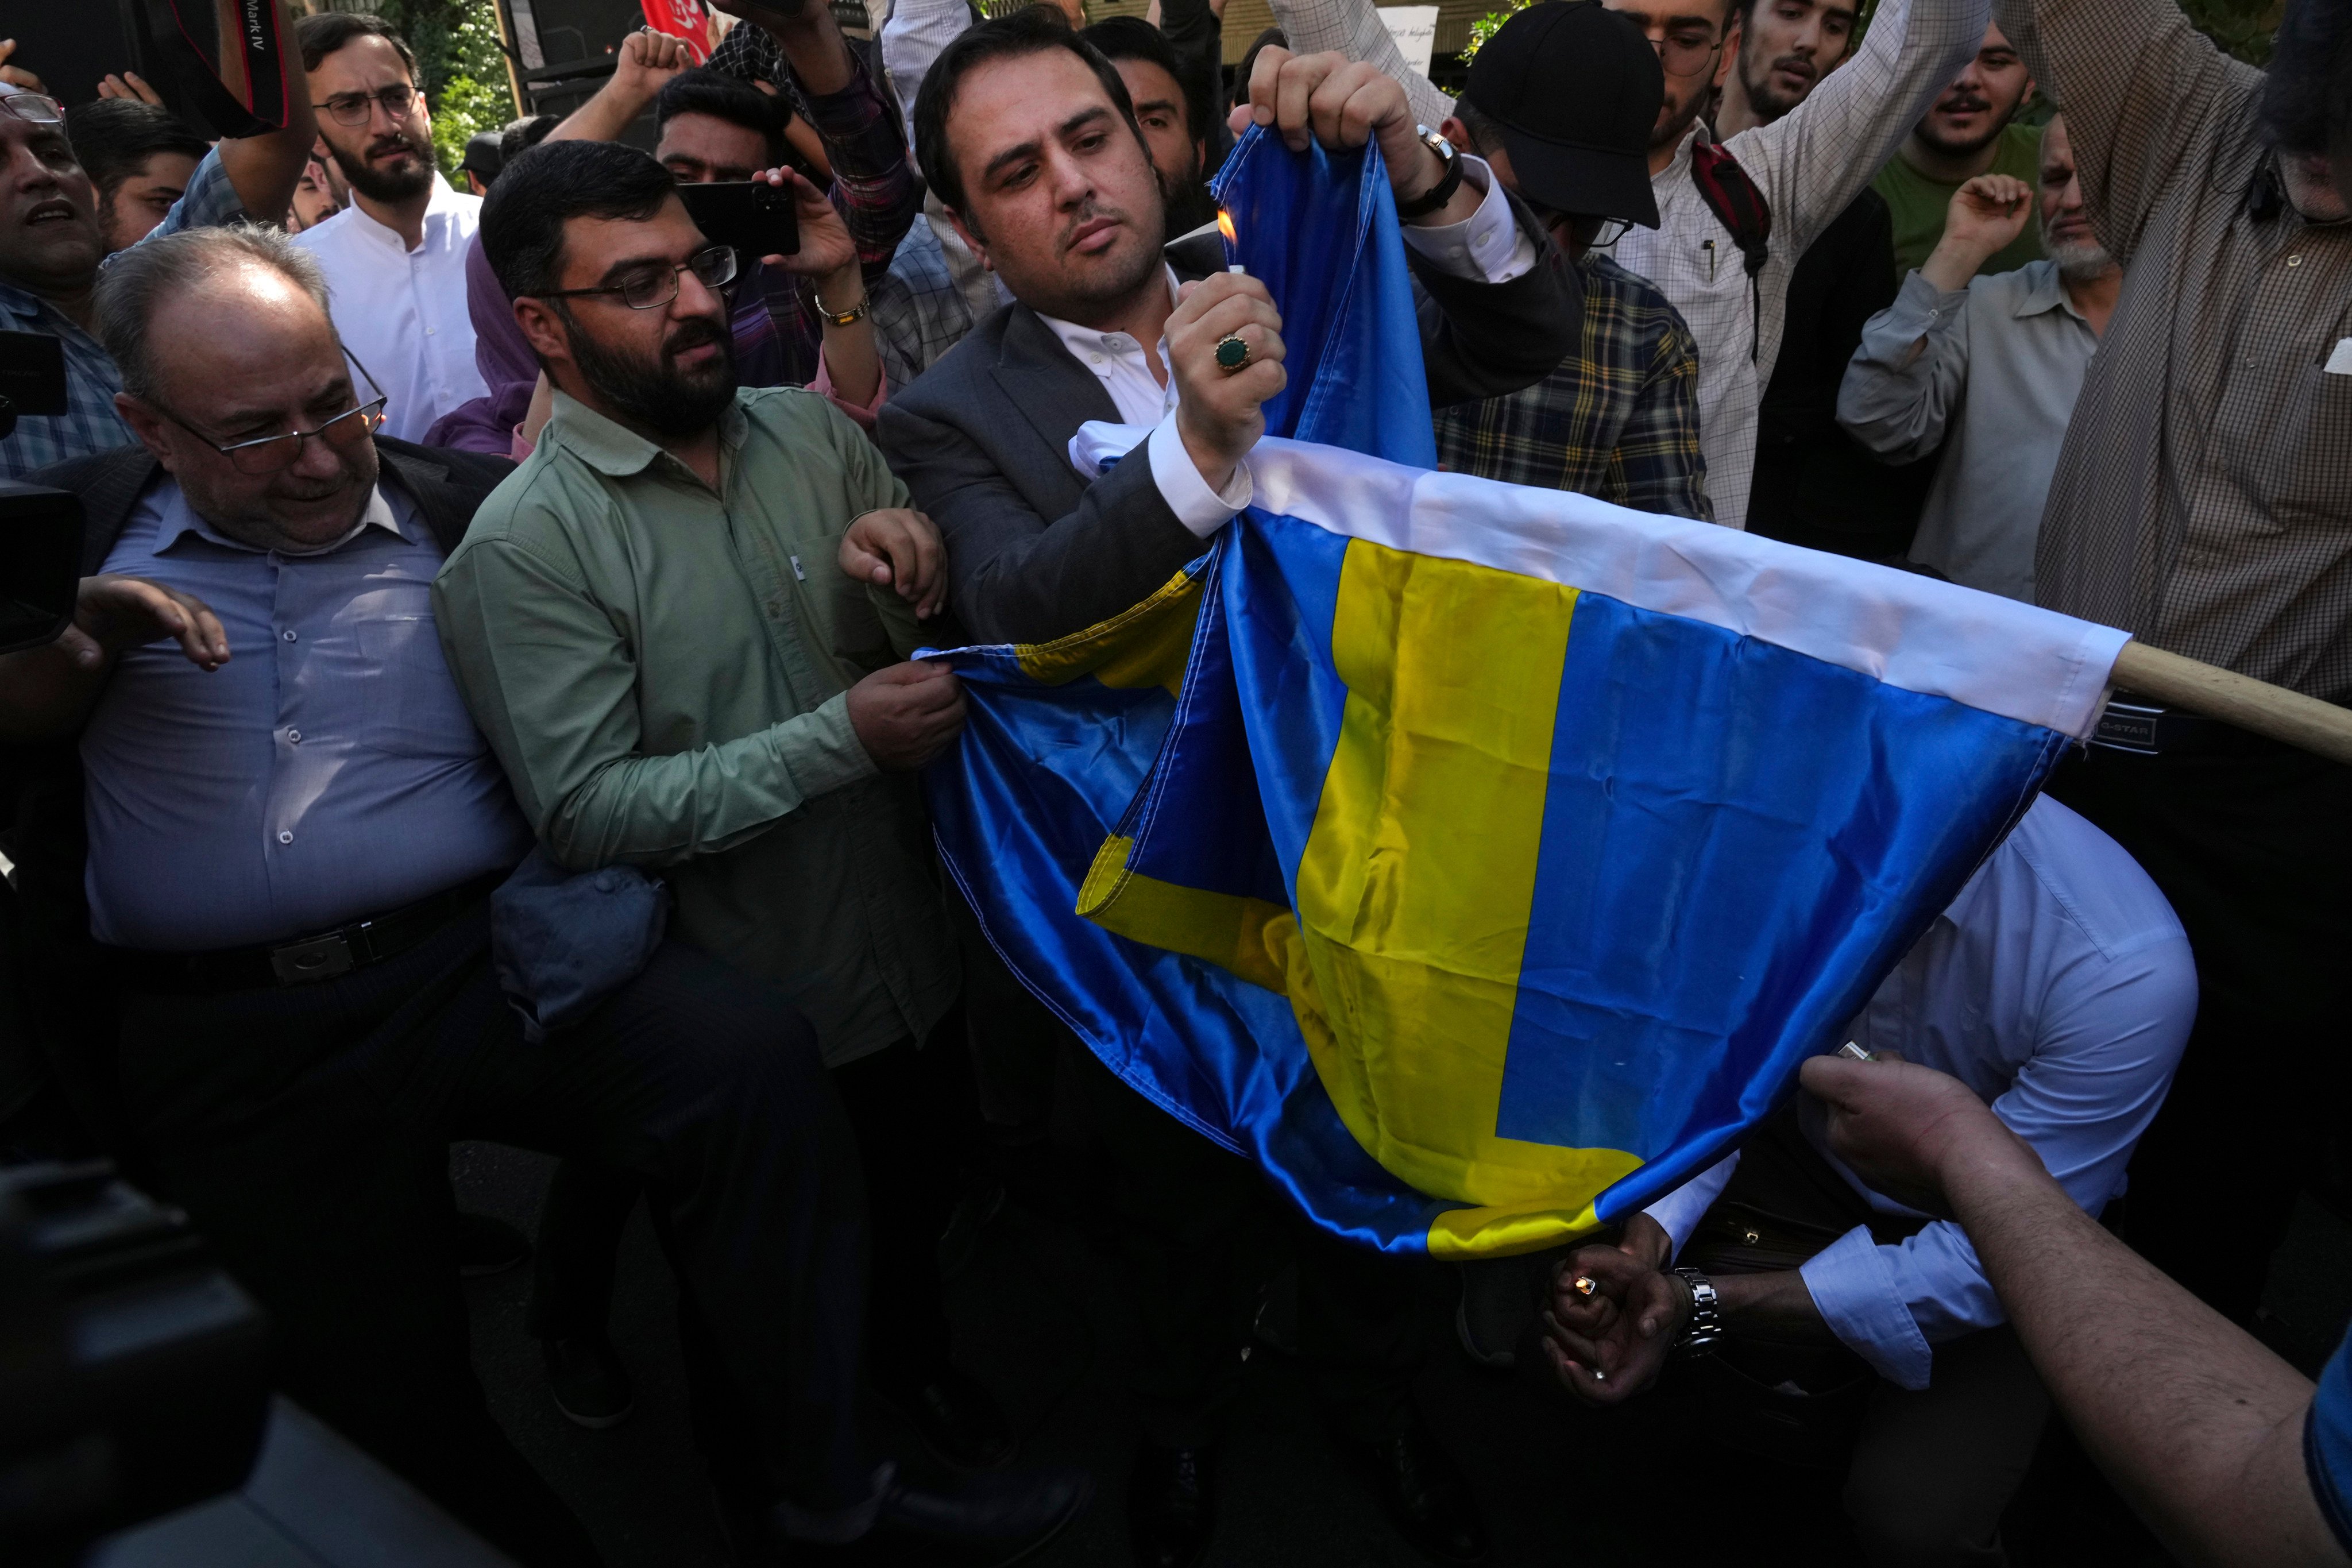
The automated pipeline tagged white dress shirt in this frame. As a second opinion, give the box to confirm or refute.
[1039,165,1534,539]
[1265,0,1989,529]
[291,175,489,442]
[1641,795,2195,1389]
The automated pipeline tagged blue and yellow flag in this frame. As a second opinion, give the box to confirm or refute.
[923,132,2129,1258]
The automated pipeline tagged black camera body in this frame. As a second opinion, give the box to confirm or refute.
[0,1163,271,1566]
[0,480,82,658]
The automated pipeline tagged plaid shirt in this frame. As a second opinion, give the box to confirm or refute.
[871,216,981,392]
[1997,0,2352,701]
[1434,256,1710,521]
[1,148,246,480]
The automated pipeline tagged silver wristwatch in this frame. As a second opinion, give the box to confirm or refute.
[1670,1266,1724,1358]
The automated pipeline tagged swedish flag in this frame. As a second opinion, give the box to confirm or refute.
[923,132,2128,1258]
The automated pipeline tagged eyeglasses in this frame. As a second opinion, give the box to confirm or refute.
[153,355,389,476]
[1529,207,1633,250]
[534,244,740,311]
[1651,32,1727,78]
[313,83,418,128]
[0,92,64,126]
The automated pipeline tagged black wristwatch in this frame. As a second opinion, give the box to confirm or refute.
[1393,125,1464,221]
[1670,1266,1725,1359]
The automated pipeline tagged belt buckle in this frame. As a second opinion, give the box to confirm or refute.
[271,933,355,986]
[2091,699,2165,755]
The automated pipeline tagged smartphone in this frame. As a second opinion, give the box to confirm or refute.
[678,180,800,261]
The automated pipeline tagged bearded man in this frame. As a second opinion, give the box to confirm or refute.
[1839,113,2117,600]
[1873,21,2045,275]
[289,11,489,440]
[434,137,1095,1562]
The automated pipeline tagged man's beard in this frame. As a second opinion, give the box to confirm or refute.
[565,308,738,438]
[1652,92,1709,152]
[2038,211,2114,281]
[1019,194,1167,319]
[1914,90,2016,158]
[1737,44,1818,122]
[1160,161,1218,237]
[329,126,437,204]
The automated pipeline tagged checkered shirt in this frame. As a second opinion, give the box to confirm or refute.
[1,148,246,480]
[1434,255,1710,520]
[1996,0,2352,701]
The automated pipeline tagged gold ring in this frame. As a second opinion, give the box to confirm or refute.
[1214,331,1253,374]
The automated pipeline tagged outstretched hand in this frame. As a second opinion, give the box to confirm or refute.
[98,70,164,106]
[0,38,47,92]
[1227,47,1465,222]
[1798,1052,2042,1218]
[61,575,230,673]
[839,508,947,621]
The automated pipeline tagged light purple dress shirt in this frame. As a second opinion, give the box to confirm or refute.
[82,476,531,951]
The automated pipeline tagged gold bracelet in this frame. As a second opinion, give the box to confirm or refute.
[812,288,869,327]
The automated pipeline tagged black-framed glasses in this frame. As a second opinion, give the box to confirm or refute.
[154,353,389,476]
[534,244,739,311]
[1650,32,1727,78]
[313,83,418,128]
[0,92,64,126]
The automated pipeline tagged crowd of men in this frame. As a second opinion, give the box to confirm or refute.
[0,0,2349,1562]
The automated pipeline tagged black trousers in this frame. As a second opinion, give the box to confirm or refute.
[531,1031,972,1383]
[112,904,872,1568]
[2046,731,2352,1323]
[1068,1041,1423,1448]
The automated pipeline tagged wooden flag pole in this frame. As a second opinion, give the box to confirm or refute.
[2110,641,2352,768]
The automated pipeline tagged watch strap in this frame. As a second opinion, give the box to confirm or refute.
[812,290,870,327]
[1393,126,1464,221]
[1670,1266,1725,1358]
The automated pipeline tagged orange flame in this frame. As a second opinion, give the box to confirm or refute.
[1216,208,1237,245]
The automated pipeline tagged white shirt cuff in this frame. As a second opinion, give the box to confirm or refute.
[1640,1150,1740,1260]
[1798,1226,1938,1390]
[1147,410,1252,539]
[1398,155,1536,283]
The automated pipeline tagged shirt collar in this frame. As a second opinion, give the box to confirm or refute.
[337,173,474,252]
[0,276,96,339]
[2011,258,2081,322]
[542,387,748,480]
[1035,265,1183,362]
[151,477,416,555]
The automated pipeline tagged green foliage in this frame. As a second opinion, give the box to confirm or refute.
[369,0,518,179]
[1457,0,1528,63]
[2177,0,2281,64]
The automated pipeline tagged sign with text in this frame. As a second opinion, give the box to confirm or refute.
[1377,6,1441,75]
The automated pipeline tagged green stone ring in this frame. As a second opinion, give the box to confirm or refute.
[1214,332,1253,373]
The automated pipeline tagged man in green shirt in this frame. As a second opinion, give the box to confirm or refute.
[1872,21,2045,276]
[435,138,1086,1563]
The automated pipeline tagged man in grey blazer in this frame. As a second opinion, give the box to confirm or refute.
[878,17,1581,647]
[876,15,1582,1567]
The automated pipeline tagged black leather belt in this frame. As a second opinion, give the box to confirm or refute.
[2088,694,2237,756]
[102,870,509,996]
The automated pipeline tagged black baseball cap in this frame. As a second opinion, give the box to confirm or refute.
[1464,1,1663,227]
[460,130,504,181]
